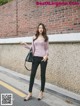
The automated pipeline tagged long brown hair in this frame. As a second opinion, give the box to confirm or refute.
[34,23,48,42]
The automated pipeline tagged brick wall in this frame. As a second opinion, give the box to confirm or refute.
[0,0,80,38]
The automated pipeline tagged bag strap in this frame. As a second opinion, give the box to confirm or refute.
[24,39,34,71]
[24,61,31,71]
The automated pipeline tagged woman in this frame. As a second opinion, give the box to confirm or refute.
[22,23,49,101]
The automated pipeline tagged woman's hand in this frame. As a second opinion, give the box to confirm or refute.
[20,42,27,45]
[42,55,48,62]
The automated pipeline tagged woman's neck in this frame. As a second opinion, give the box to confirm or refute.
[39,34,42,36]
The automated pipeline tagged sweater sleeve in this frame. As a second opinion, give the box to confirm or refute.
[25,44,32,49]
[25,39,35,55]
[45,40,49,56]
[24,37,34,49]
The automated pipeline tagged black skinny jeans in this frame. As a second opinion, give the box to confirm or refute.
[29,56,48,92]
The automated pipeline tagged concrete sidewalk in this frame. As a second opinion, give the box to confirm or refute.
[0,66,80,106]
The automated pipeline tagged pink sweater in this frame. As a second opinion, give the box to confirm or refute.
[25,39,49,57]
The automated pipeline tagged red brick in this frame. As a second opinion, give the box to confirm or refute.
[0,0,80,38]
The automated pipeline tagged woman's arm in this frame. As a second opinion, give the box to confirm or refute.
[20,36,36,50]
[42,40,49,62]
[45,40,49,56]
[24,43,32,49]
[20,42,31,49]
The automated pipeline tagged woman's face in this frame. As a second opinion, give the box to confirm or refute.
[38,25,43,34]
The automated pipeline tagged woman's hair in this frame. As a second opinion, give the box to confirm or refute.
[34,23,48,42]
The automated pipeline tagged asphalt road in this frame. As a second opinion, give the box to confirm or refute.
[0,84,50,106]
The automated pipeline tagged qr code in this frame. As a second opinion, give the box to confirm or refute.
[1,93,13,105]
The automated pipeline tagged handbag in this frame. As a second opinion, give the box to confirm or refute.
[25,48,33,62]
[24,48,33,71]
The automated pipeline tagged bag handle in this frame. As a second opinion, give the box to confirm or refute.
[24,39,34,71]
[24,61,31,71]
